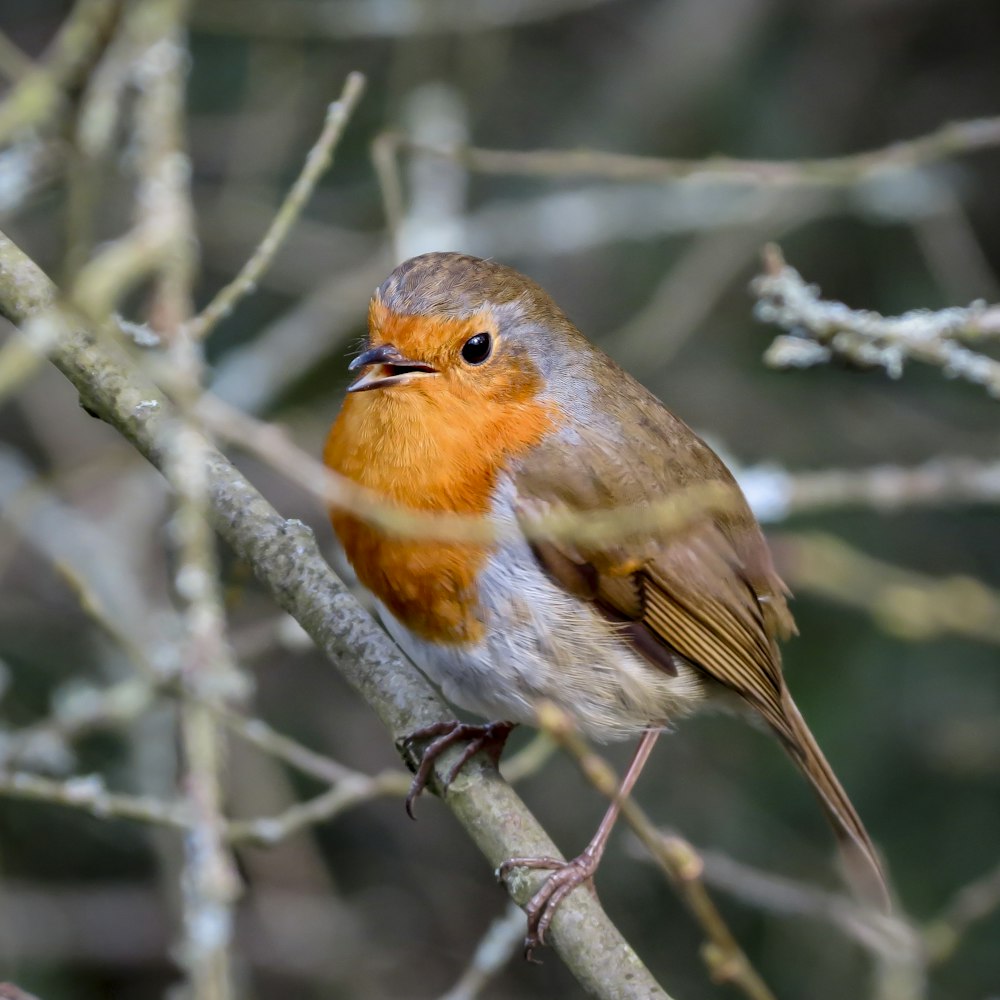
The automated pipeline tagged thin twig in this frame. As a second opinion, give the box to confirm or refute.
[0,0,120,146]
[775,532,1000,646]
[226,770,409,846]
[195,391,739,545]
[375,115,1000,186]
[925,860,1000,964]
[127,1,240,995]
[186,72,366,340]
[739,455,1000,524]
[0,769,190,829]
[537,702,776,1000]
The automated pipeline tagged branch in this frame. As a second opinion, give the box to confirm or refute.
[925,860,1000,964]
[0,0,121,146]
[752,245,1000,398]
[185,72,366,340]
[775,532,1000,646]
[738,455,1000,524]
[537,703,774,1000]
[194,391,740,546]
[0,230,672,1000]
[119,0,240,994]
[0,770,190,829]
[437,901,528,1000]
[373,115,1000,186]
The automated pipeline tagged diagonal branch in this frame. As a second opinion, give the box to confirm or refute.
[0,229,672,1000]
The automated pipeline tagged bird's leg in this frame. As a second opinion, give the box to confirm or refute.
[399,720,515,818]
[499,728,660,959]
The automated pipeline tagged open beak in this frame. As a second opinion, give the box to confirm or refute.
[347,343,439,393]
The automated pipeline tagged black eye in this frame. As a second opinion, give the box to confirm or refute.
[461,332,492,365]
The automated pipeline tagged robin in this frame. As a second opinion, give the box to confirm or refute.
[324,252,889,954]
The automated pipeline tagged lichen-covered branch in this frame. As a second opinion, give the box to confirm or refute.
[753,245,1000,398]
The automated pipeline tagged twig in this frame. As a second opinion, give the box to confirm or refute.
[0,0,120,146]
[753,245,1000,398]
[537,702,775,1000]
[375,115,1000,186]
[739,455,1000,524]
[194,391,740,546]
[126,1,240,995]
[775,532,1000,646]
[226,770,409,846]
[0,30,34,83]
[0,230,672,1000]
[925,860,1000,964]
[186,72,366,340]
[675,846,919,960]
[207,253,387,412]
[0,769,190,829]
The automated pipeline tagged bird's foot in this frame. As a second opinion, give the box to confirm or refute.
[498,850,600,960]
[399,719,515,818]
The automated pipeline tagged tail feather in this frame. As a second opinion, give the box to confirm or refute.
[777,689,891,912]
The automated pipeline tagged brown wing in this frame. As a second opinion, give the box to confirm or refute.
[514,367,888,909]
[514,391,795,734]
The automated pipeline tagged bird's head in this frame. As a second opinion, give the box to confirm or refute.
[346,252,581,406]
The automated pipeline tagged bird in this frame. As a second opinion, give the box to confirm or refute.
[323,251,889,955]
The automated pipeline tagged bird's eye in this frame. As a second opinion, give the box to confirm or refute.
[461,332,492,365]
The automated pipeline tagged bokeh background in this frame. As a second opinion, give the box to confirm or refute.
[1,0,999,998]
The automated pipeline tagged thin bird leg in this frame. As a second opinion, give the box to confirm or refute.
[499,728,660,959]
[400,720,515,818]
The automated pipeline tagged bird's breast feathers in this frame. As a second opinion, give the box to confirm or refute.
[373,476,709,739]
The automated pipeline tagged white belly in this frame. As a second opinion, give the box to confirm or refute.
[375,521,708,742]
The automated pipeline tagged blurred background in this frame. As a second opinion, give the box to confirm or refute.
[1,0,999,997]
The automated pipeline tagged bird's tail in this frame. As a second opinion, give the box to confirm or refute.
[777,688,891,912]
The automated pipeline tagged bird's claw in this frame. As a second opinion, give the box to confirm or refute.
[499,852,600,960]
[398,719,514,818]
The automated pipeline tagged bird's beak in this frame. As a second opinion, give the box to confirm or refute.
[347,343,439,392]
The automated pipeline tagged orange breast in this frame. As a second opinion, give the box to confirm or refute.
[324,382,557,645]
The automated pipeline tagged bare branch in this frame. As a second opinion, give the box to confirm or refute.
[739,455,1000,524]
[186,72,366,340]
[0,769,190,829]
[775,532,1000,646]
[437,901,528,1000]
[374,115,1000,186]
[0,0,120,146]
[537,703,774,1000]
[925,860,1000,964]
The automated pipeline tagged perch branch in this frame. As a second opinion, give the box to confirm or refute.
[0,229,672,1000]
